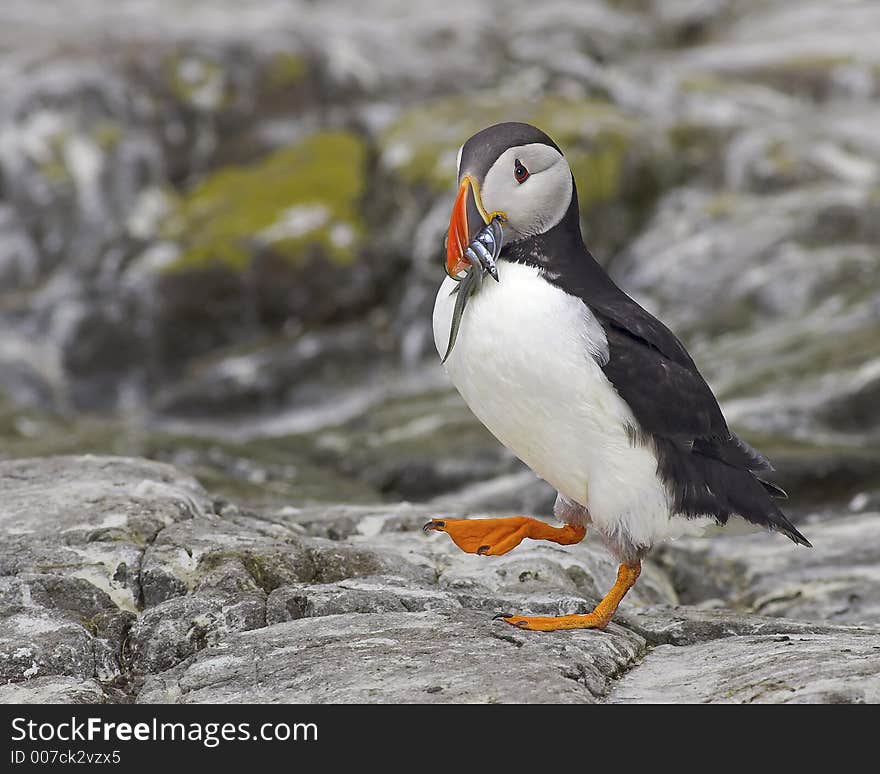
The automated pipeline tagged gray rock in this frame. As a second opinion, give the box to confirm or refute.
[0,455,210,610]
[131,498,434,676]
[265,577,461,624]
[0,676,108,704]
[0,609,102,683]
[139,513,314,606]
[608,628,880,704]
[657,512,880,625]
[137,611,646,704]
[127,591,266,675]
[620,605,875,647]
[0,456,210,698]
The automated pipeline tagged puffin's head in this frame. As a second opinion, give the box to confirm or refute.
[446,122,574,277]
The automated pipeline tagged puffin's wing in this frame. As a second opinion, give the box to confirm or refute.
[594,306,728,442]
[591,301,772,474]
[593,300,809,544]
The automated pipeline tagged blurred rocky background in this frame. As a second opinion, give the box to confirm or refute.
[1,0,879,704]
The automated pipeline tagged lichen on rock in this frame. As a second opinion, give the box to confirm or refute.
[164,130,367,272]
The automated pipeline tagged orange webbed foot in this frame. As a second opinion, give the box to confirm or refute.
[496,612,610,631]
[495,561,642,633]
[423,516,585,556]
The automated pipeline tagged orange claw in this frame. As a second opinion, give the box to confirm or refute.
[423,516,586,556]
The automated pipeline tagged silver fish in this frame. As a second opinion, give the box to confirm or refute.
[442,217,503,363]
[463,217,503,282]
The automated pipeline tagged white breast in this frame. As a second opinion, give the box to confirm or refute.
[433,261,711,550]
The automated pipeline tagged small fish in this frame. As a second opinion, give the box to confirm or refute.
[463,217,503,282]
[442,217,503,363]
[442,261,482,363]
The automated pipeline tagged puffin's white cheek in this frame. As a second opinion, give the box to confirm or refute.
[505,177,570,238]
[479,145,573,240]
[502,198,538,237]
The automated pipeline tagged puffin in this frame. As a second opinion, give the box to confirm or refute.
[425,122,810,632]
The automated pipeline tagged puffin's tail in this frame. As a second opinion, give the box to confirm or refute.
[659,436,812,547]
[722,466,811,547]
[765,505,812,547]
[721,466,812,547]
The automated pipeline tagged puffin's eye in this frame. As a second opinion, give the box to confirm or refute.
[513,159,530,184]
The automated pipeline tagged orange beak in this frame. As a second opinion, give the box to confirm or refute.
[446,176,494,278]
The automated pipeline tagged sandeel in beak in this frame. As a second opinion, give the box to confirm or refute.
[442,175,505,363]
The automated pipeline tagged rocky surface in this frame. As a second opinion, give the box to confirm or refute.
[1,456,877,704]
[657,512,880,624]
[1,1,879,703]
[138,612,645,704]
[609,625,880,704]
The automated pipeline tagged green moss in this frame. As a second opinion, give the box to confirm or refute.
[680,74,727,93]
[769,54,852,72]
[528,94,630,143]
[93,122,122,151]
[740,55,853,98]
[683,56,851,95]
[39,159,71,184]
[196,550,233,575]
[766,140,797,174]
[566,128,630,208]
[667,122,723,175]
[668,122,718,153]
[39,133,72,184]
[80,613,104,636]
[197,549,296,594]
[164,131,366,272]
[704,192,738,219]
[267,52,308,89]
[238,551,288,594]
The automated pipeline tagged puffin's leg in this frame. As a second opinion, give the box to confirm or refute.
[423,516,585,556]
[500,561,641,631]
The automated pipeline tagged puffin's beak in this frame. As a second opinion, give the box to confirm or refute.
[446,176,502,279]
